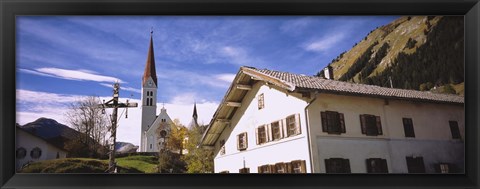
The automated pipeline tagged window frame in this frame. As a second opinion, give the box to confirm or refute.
[325,158,351,173]
[403,118,415,138]
[256,125,268,145]
[30,147,42,159]
[286,114,301,137]
[406,156,426,173]
[366,158,388,173]
[270,120,283,141]
[237,132,248,151]
[360,114,383,136]
[258,93,264,110]
[321,111,346,134]
[449,121,461,139]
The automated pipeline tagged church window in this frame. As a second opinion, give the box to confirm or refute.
[16,147,26,159]
[150,144,152,149]
[30,147,42,159]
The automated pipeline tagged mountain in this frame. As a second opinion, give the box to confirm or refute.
[115,142,139,154]
[316,16,464,95]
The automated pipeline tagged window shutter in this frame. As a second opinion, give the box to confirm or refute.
[376,116,382,135]
[258,166,262,173]
[343,159,351,173]
[300,160,307,173]
[366,159,373,173]
[286,162,292,173]
[279,121,284,139]
[237,134,240,150]
[339,113,346,133]
[282,118,287,137]
[381,159,388,173]
[321,112,328,132]
[244,133,248,149]
[255,127,260,145]
[295,114,301,135]
[324,159,332,173]
[360,115,366,134]
[417,157,425,173]
[270,165,276,173]
[266,124,272,142]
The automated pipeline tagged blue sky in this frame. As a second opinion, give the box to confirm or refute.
[16,16,398,145]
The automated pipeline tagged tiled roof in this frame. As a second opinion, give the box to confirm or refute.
[244,66,464,104]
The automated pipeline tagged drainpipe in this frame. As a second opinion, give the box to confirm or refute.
[304,91,320,173]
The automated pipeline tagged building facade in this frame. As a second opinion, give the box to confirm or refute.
[16,126,68,171]
[200,66,464,173]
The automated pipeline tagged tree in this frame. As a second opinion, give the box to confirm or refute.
[157,118,187,173]
[182,124,214,173]
[64,96,109,158]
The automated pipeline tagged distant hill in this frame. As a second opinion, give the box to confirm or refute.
[115,142,139,154]
[19,117,81,150]
[317,16,464,95]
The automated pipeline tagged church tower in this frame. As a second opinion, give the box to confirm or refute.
[141,31,158,152]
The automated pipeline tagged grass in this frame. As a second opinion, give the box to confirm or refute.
[19,155,158,173]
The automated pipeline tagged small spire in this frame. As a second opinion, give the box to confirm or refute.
[192,102,198,120]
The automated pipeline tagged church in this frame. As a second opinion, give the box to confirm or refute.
[139,32,174,152]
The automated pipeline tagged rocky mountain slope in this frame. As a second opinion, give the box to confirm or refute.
[317,16,464,95]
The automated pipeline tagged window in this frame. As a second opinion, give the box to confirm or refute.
[256,125,268,145]
[219,140,226,155]
[30,147,42,159]
[435,163,455,173]
[237,132,248,151]
[291,160,307,173]
[449,121,461,139]
[366,158,388,173]
[360,114,382,136]
[406,156,425,173]
[258,93,264,110]
[150,144,152,149]
[286,114,301,137]
[321,111,346,134]
[161,119,166,123]
[271,121,283,140]
[239,167,250,173]
[403,118,415,137]
[325,158,351,173]
[16,147,26,159]
[258,165,274,173]
[274,162,288,173]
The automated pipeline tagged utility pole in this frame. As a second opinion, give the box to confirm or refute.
[99,82,138,173]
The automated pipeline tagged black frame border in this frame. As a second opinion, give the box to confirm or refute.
[1,0,479,189]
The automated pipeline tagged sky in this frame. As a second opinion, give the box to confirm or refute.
[16,16,398,146]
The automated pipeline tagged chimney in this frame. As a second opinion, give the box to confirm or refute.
[324,65,334,80]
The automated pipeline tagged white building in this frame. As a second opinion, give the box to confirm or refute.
[16,126,67,171]
[200,66,464,173]
[140,32,173,152]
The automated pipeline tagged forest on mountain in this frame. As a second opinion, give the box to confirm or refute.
[317,16,464,95]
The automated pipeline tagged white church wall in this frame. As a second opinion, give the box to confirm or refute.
[213,82,311,173]
[16,129,67,171]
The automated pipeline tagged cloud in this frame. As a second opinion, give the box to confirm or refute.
[19,67,124,83]
[16,89,219,146]
[215,73,236,83]
[99,83,141,94]
[220,46,264,66]
[303,32,346,53]
[280,17,314,35]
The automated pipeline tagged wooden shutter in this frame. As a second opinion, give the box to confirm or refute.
[295,114,301,135]
[266,124,272,142]
[286,162,292,173]
[237,134,241,150]
[360,115,366,134]
[282,118,288,137]
[380,159,388,173]
[366,159,373,173]
[324,159,332,173]
[257,166,262,173]
[321,112,328,132]
[343,159,351,173]
[375,116,382,135]
[279,121,284,139]
[339,113,346,133]
[255,127,260,145]
[270,165,276,173]
[244,133,248,149]
[300,160,307,173]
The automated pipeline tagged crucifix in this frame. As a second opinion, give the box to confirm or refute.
[98,82,138,173]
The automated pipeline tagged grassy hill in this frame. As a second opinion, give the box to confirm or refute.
[19,155,159,173]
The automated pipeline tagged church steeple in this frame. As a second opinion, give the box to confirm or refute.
[142,31,158,87]
[192,102,198,121]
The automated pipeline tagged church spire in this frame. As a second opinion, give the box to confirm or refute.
[192,102,198,121]
[142,31,158,87]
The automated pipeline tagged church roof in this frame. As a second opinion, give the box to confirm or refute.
[142,33,158,86]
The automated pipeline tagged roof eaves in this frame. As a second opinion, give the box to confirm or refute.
[241,67,296,91]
